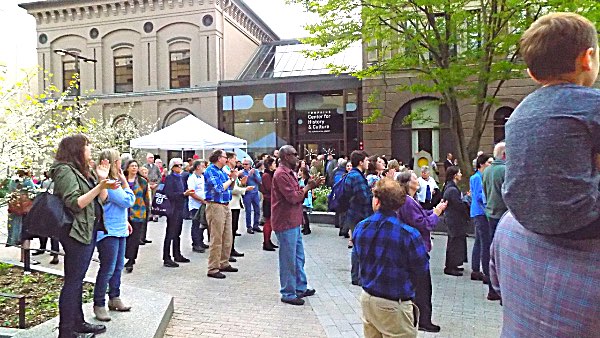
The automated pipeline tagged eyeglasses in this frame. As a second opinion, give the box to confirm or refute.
[288,152,298,157]
[173,164,182,168]
[243,163,250,166]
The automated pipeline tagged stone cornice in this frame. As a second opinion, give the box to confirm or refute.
[19,0,279,43]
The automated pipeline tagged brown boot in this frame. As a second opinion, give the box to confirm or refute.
[108,297,131,312]
[93,305,111,321]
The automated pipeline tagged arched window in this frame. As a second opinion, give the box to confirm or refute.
[494,106,514,143]
[392,98,453,164]
[163,109,194,128]
[168,40,191,89]
[113,46,134,93]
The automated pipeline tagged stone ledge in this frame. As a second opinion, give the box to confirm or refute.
[0,262,173,338]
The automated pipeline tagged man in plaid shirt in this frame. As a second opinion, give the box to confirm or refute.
[353,178,428,338]
[345,150,374,285]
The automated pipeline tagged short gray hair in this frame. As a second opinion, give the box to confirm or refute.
[493,142,506,159]
[420,165,430,173]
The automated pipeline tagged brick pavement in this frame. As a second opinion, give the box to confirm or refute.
[1,217,503,337]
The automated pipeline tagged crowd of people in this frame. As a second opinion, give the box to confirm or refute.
[5,12,600,338]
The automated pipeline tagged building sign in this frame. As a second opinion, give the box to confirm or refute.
[296,109,343,135]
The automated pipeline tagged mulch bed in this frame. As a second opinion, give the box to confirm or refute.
[0,263,93,329]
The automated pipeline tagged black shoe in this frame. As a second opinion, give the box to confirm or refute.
[207,271,226,279]
[457,267,465,271]
[471,271,485,281]
[419,323,441,333]
[269,241,279,248]
[200,243,210,249]
[235,233,242,237]
[192,246,205,253]
[443,268,463,276]
[338,231,347,237]
[49,255,59,265]
[32,249,45,256]
[247,228,254,234]
[297,289,316,298]
[351,280,362,286]
[125,266,133,273]
[58,331,95,338]
[75,322,106,334]
[343,233,350,238]
[231,250,244,257]
[163,260,180,268]
[302,229,312,235]
[252,227,263,233]
[144,239,152,243]
[281,297,305,306]
[228,257,237,262]
[263,244,276,251]
[174,256,190,263]
[220,265,238,272]
[487,290,502,301]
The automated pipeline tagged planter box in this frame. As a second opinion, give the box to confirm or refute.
[308,211,336,225]
[0,261,173,338]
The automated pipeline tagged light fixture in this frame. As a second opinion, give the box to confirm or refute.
[54,49,67,56]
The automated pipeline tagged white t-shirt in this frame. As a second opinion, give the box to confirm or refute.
[416,176,438,203]
[187,173,205,211]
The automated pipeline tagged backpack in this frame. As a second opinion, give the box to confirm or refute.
[23,185,73,238]
[328,173,350,212]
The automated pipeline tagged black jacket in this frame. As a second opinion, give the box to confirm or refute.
[442,181,469,237]
[164,173,186,212]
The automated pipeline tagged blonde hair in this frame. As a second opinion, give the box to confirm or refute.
[98,149,121,179]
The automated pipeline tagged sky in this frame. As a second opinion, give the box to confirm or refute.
[0,0,318,81]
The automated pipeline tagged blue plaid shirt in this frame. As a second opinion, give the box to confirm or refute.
[353,210,429,301]
[344,168,373,226]
[204,163,232,204]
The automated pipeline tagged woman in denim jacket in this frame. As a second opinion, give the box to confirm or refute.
[93,149,135,322]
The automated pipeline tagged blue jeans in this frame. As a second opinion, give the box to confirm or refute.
[243,192,261,229]
[471,215,489,273]
[59,229,96,330]
[94,236,126,307]
[275,227,308,300]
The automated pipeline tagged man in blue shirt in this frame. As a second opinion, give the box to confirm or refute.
[241,158,263,234]
[469,154,493,282]
[345,150,373,285]
[353,178,428,338]
[204,149,239,279]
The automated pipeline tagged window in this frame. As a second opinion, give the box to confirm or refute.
[114,55,133,93]
[494,107,514,143]
[170,50,190,89]
[62,60,79,96]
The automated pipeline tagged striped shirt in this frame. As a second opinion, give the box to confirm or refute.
[490,212,600,337]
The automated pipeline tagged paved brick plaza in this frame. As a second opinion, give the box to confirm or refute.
[130,219,502,338]
[0,218,502,337]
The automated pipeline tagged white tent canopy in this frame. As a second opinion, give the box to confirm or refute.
[130,115,247,150]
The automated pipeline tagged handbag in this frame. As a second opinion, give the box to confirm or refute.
[193,203,208,227]
[23,184,73,238]
[152,183,172,217]
[8,191,33,216]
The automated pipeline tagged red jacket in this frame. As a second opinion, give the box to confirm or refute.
[271,165,304,232]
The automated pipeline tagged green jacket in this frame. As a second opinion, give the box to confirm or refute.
[481,159,507,219]
[49,162,106,245]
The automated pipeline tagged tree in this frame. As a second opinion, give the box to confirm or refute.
[290,0,600,176]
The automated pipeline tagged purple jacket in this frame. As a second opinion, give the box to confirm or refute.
[397,195,439,252]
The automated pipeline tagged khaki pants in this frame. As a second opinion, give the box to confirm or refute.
[360,290,419,338]
[205,203,232,274]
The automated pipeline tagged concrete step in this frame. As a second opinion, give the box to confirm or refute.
[1,262,173,338]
